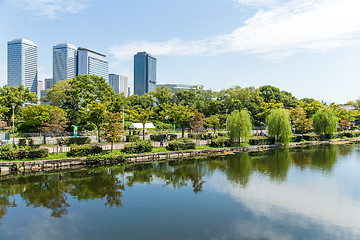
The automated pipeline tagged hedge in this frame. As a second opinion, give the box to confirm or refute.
[123,140,153,154]
[210,137,232,148]
[167,139,195,151]
[249,136,276,146]
[67,145,103,157]
[126,135,140,142]
[62,137,91,145]
[150,134,177,141]
[86,153,126,163]
[18,138,34,146]
[0,148,49,160]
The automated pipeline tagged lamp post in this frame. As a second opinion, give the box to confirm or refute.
[11,103,16,146]
[225,109,229,133]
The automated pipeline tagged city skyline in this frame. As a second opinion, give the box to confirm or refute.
[1,0,360,103]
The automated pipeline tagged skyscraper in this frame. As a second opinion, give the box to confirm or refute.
[109,74,129,96]
[77,48,108,81]
[45,78,53,90]
[134,51,156,95]
[53,43,77,84]
[7,38,38,93]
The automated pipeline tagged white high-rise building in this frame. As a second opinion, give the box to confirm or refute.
[77,48,108,81]
[109,74,128,96]
[7,38,38,93]
[53,43,77,84]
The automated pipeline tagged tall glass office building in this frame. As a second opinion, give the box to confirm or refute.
[7,38,38,93]
[109,74,128,96]
[77,48,108,81]
[134,52,156,95]
[53,43,77,84]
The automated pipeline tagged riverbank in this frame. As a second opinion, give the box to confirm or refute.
[1,137,360,177]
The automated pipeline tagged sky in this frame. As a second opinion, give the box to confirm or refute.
[1,0,360,103]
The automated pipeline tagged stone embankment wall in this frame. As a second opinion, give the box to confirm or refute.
[0,138,359,177]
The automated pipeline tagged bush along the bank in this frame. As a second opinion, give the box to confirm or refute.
[210,137,232,148]
[126,135,140,142]
[86,152,126,163]
[123,140,153,154]
[62,137,91,145]
[67,145,103,157]
[167,139,196,151]
[18,138,34,146]
[249,136,276,146]
[150,133,177,141]
[0,148,49,160]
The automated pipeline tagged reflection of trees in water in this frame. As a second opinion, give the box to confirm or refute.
[218,153,252,188]
[252,149,292,182]
[0,145,344,222]
[291,145,338,174]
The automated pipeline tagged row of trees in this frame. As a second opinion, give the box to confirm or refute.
[0,74,358,144]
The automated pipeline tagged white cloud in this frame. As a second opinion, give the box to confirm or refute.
[10,0,90,19]
[109,0,360,61]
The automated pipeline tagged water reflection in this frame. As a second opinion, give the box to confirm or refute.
[0,144,349,224]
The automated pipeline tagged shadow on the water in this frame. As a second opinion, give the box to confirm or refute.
[0,144,345,222]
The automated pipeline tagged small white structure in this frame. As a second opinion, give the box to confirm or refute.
[129,123,155,129]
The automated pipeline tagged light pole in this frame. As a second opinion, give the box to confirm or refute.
[11,103,16,146]
[225,109,229,133]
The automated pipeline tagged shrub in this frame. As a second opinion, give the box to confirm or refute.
[150,133,177,141]
[123,140,153,154]
[218,132,227,137]
[86,153,126,163]
[187,133,202,139]
[167,139,196,151]
[126,135,140,142]
[18,138,34,146]
[0,148,49,160]
[68,145,103,157]
[249,136,276,146]
[302,133,320,141]
[27,149,49,158]
[153,121,173,130]
[210,137,232,148]
[63,137,91,145]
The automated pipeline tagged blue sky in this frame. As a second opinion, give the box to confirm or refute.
[1,0,360,103]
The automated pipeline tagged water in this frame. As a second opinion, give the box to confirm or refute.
[0,145,360,239]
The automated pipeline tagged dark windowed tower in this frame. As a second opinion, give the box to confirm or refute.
[134,52,156,95]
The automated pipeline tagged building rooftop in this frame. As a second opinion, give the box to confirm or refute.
[78,47,106,57]
[8,38,37,46]
[54,43,77,49]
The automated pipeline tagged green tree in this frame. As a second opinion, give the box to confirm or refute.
[22,105,67,144]
[43,79,70,107]
[162,103,195,138]
[266,109,292,144]
[289,106,312,134]
[0,85,38,126]
[255,99,284,124]
[228,110,252,143]
[79,101,109,142]
[206,115,220,134]
[127,106,154,140]
[101,112,123,151]
[312,107,338,137]
[300,98,324,117]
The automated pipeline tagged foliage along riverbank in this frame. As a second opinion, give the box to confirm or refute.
[1,136,359,177]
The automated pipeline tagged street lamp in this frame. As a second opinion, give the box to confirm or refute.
[10,103,16,146]
[225,109,229,133]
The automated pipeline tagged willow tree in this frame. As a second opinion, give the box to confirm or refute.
[228,110,252,143]
[266,108,292,144]
[312,107,338,138]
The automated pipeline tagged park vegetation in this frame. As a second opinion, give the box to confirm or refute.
[1,74,360,159]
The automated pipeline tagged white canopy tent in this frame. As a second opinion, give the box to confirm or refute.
[129,123,155,129]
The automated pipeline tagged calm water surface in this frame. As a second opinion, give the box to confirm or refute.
[0,145,360,240]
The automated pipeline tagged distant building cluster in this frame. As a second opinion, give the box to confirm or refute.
[7,38,195,102]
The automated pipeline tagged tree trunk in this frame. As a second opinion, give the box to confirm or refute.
[97,126,101,143]
[143,123,146,140]
[111,141,114,152]
[181,123,185,138]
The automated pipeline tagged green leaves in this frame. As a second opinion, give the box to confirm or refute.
[228,110,252,143]
[266,108,292,144]
[312,107,338,135]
